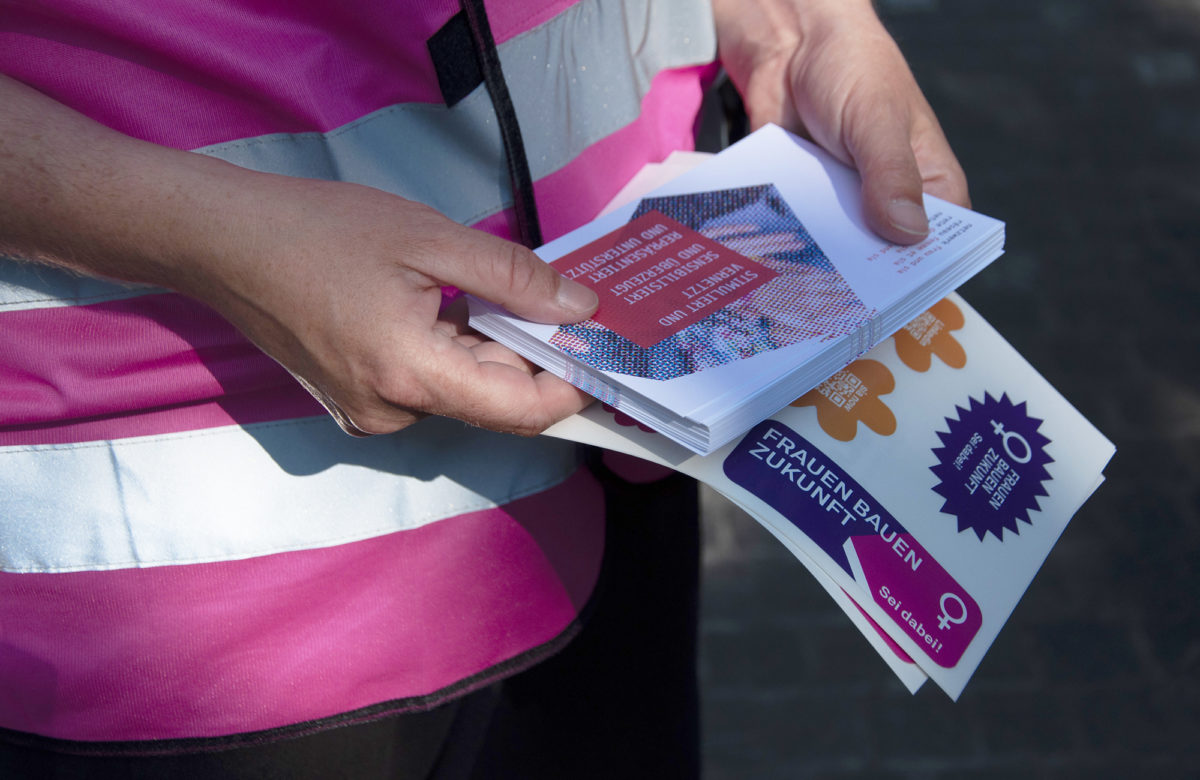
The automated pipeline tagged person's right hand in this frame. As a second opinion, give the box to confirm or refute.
[188,173,601,436]
[1,74,599,437]
[712,0,971,244]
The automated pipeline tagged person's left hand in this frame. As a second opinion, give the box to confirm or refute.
[712,0,970,244]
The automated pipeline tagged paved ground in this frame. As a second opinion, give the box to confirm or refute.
[698,0,1200,777]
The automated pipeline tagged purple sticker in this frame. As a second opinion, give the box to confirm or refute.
[930,393,1054,542]
[724,422,981,667]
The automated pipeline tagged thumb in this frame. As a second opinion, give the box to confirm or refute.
[410,214,599,324]
[844,103,931,246]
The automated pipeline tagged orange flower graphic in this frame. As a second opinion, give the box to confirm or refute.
[791,359,897,441]
[893,298,967,372]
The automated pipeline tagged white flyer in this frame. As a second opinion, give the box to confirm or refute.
[547,293,1114,699]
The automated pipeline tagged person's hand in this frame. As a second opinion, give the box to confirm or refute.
[190,174,601,436]
[712,0,970,243]
[1,74,598,437]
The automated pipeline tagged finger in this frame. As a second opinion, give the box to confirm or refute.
[738,59,802,132]
[464,338,540,376]
[402,209,598,325]
[427,342,596,435]
[843,98,931,245]
[431,294,474,341]
[923,167,971,211]
[440,299,541,371]
[322,329,589,436]
[911,116,971,209]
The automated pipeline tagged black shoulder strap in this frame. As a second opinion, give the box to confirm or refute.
[440,0,543,249]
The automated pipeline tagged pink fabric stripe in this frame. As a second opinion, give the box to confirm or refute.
[0,293,321,446]
[486,0,579,44]
[0,0,576,148]
[0,468,605,742]
[472,66,713,243]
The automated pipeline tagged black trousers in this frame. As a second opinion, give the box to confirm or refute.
[0,462,701,779]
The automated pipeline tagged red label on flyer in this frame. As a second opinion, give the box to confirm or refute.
[550,211,777,349]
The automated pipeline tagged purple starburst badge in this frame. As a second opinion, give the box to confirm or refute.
[930,393,1054,541]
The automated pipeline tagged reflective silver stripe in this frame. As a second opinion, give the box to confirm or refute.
[1,415,580,573]
[0,255,160,311]
[194,0,716,224]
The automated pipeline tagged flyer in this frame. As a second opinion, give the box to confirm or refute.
[547,294,1114,699]
[471,125,1005,455]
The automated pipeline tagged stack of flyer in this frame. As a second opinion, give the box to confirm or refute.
[480,143,1117,699]
[545,292,1114,698]
[472,136,1114,698]
[470,124,1006,455]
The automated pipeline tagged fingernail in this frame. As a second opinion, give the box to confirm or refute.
[887,198,930,238]
[556,279,599,315]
